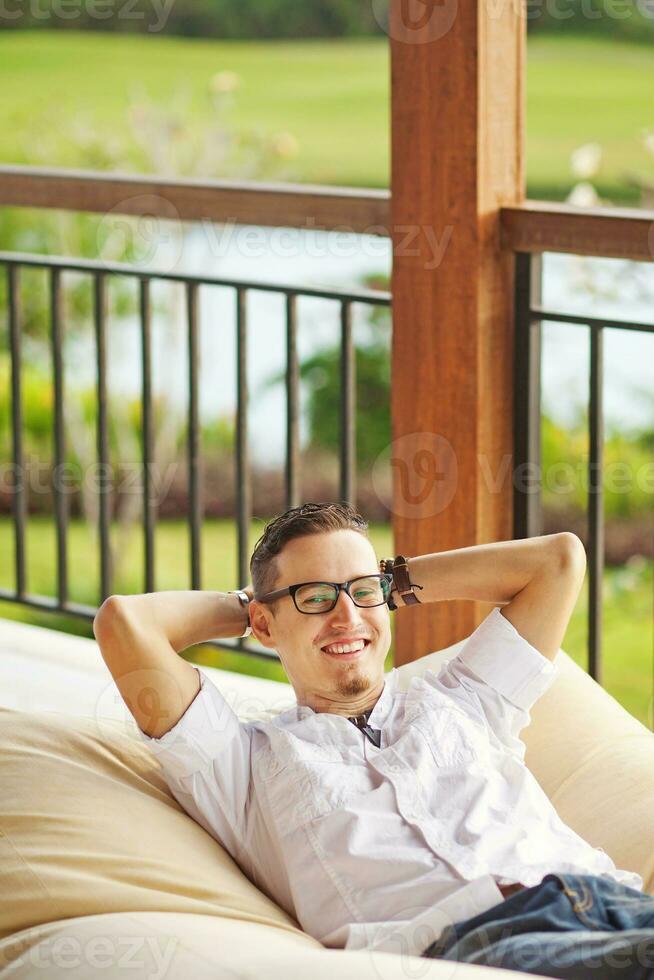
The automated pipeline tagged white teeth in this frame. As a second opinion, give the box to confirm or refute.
[323,640,366,655]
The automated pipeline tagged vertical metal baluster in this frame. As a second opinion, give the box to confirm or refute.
[94,273,112,602]
[285,292,300,510]
[588,324,604,684]
[339,300,355,506]
[140,279,155,593]
[513,251,543,540]
[187,282,202,591]
[50,268,68,607]
[8,264,26,598]
[235,287,251,598]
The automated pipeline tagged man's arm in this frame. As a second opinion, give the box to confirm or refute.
[93,590,251,738]
[405,532,587,662]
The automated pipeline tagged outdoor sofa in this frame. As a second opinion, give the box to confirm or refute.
[0,613,652,979]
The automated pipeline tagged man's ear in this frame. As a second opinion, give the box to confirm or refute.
[248,600,277,650]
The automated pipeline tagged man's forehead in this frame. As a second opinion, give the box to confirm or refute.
[277,530,376,581]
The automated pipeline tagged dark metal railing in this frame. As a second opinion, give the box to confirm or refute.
[512,250,654,687]
[0,250,390,661]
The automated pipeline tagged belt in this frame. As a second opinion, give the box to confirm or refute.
[498,882,527,899]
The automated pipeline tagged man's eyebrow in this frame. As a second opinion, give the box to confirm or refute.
[294,572,377,583]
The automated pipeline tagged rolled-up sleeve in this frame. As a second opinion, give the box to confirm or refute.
[137,665,253,863]
[433,606,558,757]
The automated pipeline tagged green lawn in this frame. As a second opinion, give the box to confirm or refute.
[0,516,651,727]
[0,32,652,201]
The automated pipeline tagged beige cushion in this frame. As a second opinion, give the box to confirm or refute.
[0,705,516,980]
[525,653,654,894]
[0,913,525,980]
[0,707,313,946]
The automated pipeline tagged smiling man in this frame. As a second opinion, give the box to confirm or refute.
[94,501,654,979]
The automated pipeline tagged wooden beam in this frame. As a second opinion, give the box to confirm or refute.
[389,0,525,663]
[502,200,654,262]
[0,165,390,236]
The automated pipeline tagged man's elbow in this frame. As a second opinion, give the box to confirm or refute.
[552,532,587,578]
[93,595,127,644]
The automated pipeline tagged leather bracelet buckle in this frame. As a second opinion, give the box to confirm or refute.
[229,590,252,637]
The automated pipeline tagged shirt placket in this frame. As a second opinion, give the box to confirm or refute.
[376,747,480,879]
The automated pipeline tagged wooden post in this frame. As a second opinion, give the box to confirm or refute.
[388,0,525,663]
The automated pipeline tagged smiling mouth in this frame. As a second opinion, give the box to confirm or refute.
[321,639,371,658]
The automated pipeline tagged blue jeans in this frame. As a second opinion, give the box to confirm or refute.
[421,873,654,978]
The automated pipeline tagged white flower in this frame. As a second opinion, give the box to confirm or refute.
[566,181,600,208]
[271,132,299,159]
[570,142,602,180]
[642,130,654,158]
[210,71,240,95]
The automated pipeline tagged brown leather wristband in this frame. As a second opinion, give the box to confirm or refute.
[379,556,423,608]
[392,555,423,606]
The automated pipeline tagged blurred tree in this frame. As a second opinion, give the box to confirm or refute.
[287,338,390,471]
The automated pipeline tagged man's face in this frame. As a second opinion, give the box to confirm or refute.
[249,529,391,713]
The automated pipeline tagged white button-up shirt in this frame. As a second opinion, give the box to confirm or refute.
[138,606,642,956]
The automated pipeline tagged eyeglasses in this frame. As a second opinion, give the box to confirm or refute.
[255,573,393,615]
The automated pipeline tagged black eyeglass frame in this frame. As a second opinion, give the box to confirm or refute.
[255,573,394,615]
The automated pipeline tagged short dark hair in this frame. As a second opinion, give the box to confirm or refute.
[250,501,370,615]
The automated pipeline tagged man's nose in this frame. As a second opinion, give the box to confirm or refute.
[328,587,364,624]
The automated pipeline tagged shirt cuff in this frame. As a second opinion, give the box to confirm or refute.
[458,606,558,711]
[369,875,504,956]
